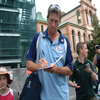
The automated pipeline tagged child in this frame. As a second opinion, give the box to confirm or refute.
[0,67,19,100]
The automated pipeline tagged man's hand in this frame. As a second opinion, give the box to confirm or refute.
[44,63,56,74]
[68,81,80,88]
[38,58,48,69]
[83,65,92,74]
[72,83,80,88]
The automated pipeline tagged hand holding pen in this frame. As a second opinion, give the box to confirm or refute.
[44,55,64,74]
[38,50,48,69]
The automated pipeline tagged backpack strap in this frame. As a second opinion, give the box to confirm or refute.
[64,38,67,53]
[33,32,43,74]
[13,89,19,100]
[64,38,67,66]
[36,32,43,63]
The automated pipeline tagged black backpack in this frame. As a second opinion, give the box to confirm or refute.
[19,72,41,100]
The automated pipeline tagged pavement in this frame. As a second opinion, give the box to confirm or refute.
[69,86,98,100]
[67,76,76,100]
[69,86,76,100]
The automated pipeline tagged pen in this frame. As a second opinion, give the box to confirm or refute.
[42,50,45,58]
[52,54,64,67]
[42,50,47,67]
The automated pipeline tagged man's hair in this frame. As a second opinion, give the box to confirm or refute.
[76,42,86,55]
[47,4,62,21]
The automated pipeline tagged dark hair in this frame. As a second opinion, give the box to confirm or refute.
[76,42,86,55]
[47,4,62,21]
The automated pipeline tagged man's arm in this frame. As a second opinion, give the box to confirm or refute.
[26,58,48,72]
[68,80,80,88]
[68,73,80,88]
[44,66,73,75]
[93,45,100,66]
[90,71,97,81]
[26,60,39,72]
[54,66,73,75]
[84,64,97,81]
[93,54,98,66]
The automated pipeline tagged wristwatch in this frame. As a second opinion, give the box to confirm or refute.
[89,71,93,75]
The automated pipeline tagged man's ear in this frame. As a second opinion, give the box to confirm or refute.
[80,48,83,53]
[47,18,49,24]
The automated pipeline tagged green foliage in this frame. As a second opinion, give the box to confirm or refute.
[86,14,100,61]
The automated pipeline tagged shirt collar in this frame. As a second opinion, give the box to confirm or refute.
[76,57,88,65]
[42,28,65,43]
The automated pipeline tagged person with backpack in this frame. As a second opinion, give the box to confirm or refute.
[26,4,73,100]
[0,67,19,100]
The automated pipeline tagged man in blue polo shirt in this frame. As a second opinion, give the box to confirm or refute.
[26,4,73,100]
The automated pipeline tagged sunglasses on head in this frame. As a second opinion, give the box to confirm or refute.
[50,4,61,11]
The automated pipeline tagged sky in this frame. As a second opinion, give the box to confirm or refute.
[35,0,100,21]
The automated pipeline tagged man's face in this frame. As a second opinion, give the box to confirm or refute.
[81,44,89,58]
[47,12,60,34]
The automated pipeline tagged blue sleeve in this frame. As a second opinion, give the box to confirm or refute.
[65,37,73,71]
[26,33,39,61]
[97,56,100,69]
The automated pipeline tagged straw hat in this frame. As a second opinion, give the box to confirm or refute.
[0,67,12,84]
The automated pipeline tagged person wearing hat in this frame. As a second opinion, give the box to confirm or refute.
[0,67,19,100]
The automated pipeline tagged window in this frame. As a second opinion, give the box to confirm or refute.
[88,34,90,41]
[72,30,75,51]
[83,33,86,42]
[41,25,43,32]
[86,10,89,24]
[78,32,80,42]
[77,10,81,24]
[89,11,92,25]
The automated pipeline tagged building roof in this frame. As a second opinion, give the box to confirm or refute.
[36,12,47,23]
[36,11,86,30]
[58,21,86,30]
[62,5,81,17]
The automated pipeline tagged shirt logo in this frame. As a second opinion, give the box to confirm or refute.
[56,46,63,53]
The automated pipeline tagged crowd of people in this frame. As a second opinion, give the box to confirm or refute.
[0,3,100,100]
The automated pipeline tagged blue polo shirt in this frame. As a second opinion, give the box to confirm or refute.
[26,29,73,100]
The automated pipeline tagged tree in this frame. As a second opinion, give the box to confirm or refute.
[87,14,100,61]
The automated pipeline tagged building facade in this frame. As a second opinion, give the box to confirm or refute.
[36,0,97,61]
[0,0,37,68]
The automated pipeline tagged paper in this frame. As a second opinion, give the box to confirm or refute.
[38,54,64,70]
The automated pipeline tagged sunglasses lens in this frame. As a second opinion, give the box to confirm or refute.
[50,5,61,11]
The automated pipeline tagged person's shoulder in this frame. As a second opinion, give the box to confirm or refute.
[97,55,100,59]
[13,89,19,100]
[62,34,68,40]
[58,29,69,39]
[86,59,94,67]
[73,60,78,66]
[33,32,40,39]
[32,32,43,42]
[62,35,70,46]
[86,59,92,64]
